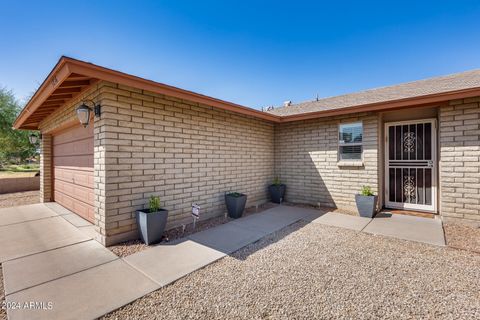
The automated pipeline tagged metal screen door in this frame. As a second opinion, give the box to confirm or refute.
[385,119,437,212]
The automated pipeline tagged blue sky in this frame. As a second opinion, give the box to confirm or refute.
[1,0,480,109]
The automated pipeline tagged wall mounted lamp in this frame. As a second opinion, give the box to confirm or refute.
[76,100,101,127]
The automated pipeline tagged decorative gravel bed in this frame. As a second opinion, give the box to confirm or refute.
[0,264,6,320]
[103,221,480,319]
[0,191,39,209]
[444,224,480,253]
[109,202,279,257]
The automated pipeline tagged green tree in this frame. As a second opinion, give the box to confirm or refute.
[0,87,38,166]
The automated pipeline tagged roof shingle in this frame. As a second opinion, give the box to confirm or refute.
[268,69,480,116]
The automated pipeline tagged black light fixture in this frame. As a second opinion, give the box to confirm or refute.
[28,133,38,145]
[76,100,101,128]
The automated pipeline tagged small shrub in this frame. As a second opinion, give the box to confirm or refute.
[272,176,282,186]
[20,164,36,170]
[226,192,243,198]
[148,195,161,213]
[360,185,374,196]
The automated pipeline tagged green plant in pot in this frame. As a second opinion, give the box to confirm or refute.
[136,195,169,245]
[355,186,378,218]
[268,177,286,204]
[225,192,247,219]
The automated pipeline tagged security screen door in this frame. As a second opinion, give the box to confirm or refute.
[385,119,437,212]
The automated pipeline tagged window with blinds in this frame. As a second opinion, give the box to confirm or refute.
[338,122,363,160]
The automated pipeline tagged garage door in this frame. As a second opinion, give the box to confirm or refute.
[53,124,94,223]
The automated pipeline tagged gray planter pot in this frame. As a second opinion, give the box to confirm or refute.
[136,209,168,245]
[225,193,247,219]
[268,184,286,204]
[355,195,378,218]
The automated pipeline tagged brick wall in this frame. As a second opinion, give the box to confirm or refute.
[39,134,52,202]
[99,82,275,244]
[439,97,480,227]
[274,113,379,212]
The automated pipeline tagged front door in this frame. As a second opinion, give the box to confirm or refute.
[385,119,437,212]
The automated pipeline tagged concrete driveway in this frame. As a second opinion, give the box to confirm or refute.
[0,204,91,263]
[0,203,158,320]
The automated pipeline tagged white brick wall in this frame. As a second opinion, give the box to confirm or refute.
[39,134,52,202]
[100,82,275,244]
[439,98,480,227]
[274,113,379,212]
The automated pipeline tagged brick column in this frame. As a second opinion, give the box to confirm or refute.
[40,134,52,202]
[93,93,108,245]
[439,98,480,227]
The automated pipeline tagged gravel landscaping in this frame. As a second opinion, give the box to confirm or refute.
[444,224,480,253]
[103,221,480,320]
[109,202,279,257]
[0,191,39,209]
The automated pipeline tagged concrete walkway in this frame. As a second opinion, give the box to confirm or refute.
[363,212,446,246]
[1,203,445,320]
[125,205,320,288]
[310,211,446,246]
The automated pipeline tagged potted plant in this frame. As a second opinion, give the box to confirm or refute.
[355,186,378,218]
[268,177,286,204]
[225,192,247,219]
[136,195,169,245]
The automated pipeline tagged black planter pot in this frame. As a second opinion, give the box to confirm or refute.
[268,184,286,204]
[136,209,169,245]
[225,193,247,219]
[355,195,378,218]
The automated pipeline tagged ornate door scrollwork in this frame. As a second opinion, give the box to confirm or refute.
[403,175,416,202]
[403,132,415,153]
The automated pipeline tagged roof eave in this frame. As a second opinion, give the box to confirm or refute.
[13,57,72,130]
[278,87,480,122]
[65,59,281,123]
[14,57,281,129]
[14,57,480,129]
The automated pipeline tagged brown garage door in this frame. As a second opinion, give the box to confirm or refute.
[53,124,94,223]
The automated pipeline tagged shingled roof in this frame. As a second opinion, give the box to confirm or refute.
[268,69,480,117]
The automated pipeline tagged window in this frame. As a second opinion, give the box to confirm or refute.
[338,122,363,160]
